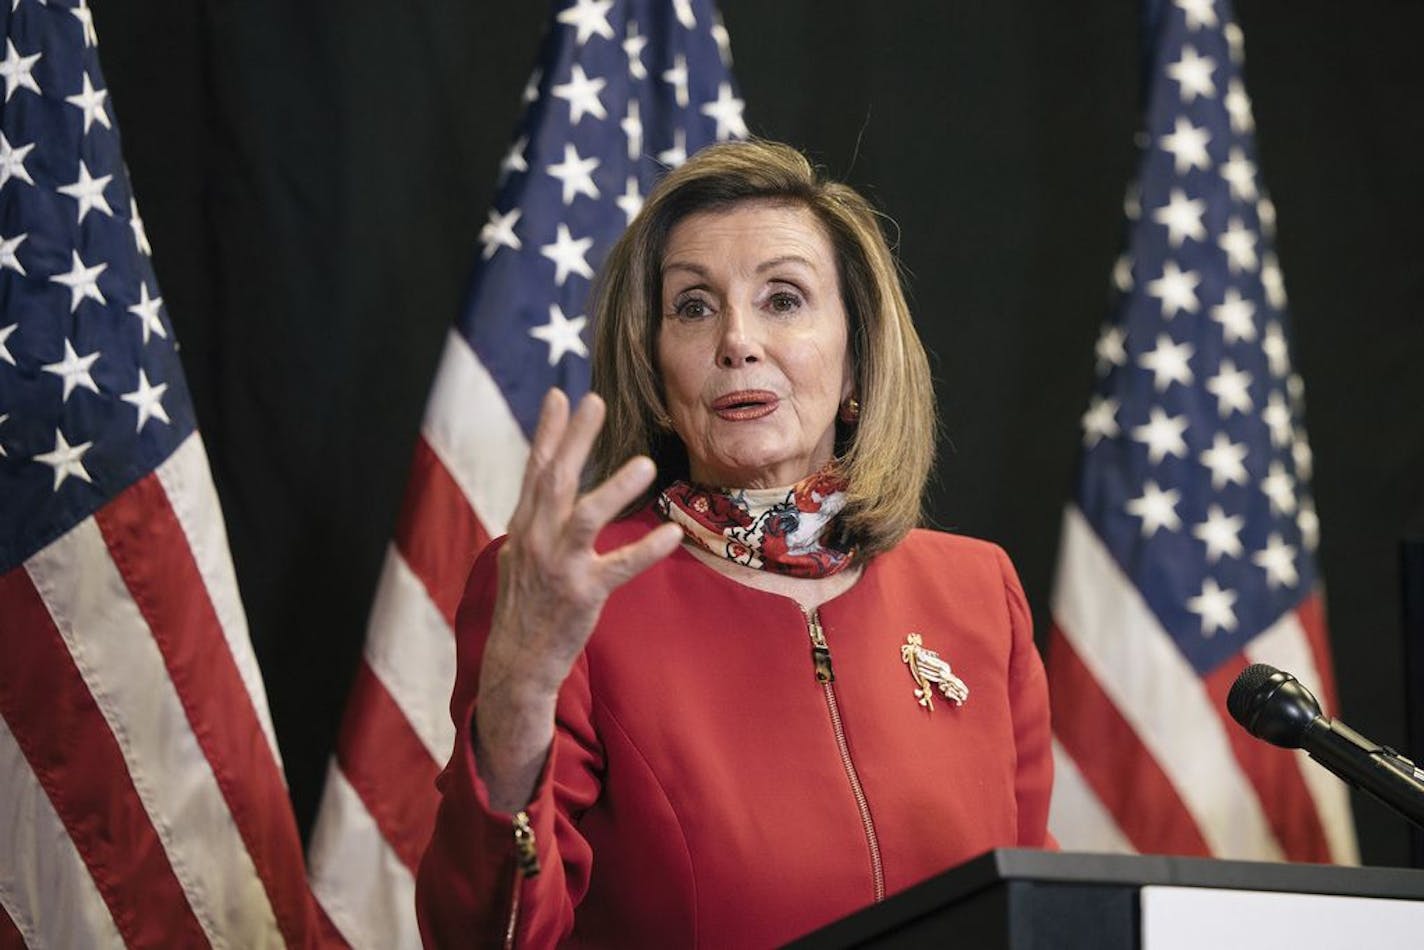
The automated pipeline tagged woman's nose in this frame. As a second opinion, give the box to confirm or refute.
[716,306,761,368]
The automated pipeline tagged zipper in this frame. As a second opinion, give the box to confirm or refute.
[803,608,886,903]
[505,810,540,949]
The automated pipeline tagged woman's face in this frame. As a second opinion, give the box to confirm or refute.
[657,201,853,489]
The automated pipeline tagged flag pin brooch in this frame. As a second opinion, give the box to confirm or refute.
[900,633,968,712]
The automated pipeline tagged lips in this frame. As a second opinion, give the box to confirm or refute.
[711,389,779,421]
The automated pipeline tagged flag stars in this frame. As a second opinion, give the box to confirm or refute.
[1257,196,1277,237]
[1253,533,1299,589]
[1146,261,1201,318]
[1218,217,1258,273]
[1126,480,1182,538]
[622,99,643,161]
[0,412,7,457]
[1166,45,1216,102]
[1293,432,1314,481]
[1211,288,1257,343]
[1095,324,1127,373]
[529,304,589,365]
[130,197,152,256]
[50,251,107,312]
[1262,321,1290,377]
[0,322,16,365]
[33,429,94,490]
[128,283,167,344]
[700,82,747,141]
[42,339,101,401]
[72,0,99,47]
[0,132,36,188]
[546,143,601,205]
[1262,391,1293,448]
[479,207,522,260]
[523,68,542,104]
[0,231,26,275]
[658,127,688,168]
[540,224,594,287]
[1298,498,1320,552]
[552,64,607,125]
[616,176,643,225]
[1193,504,1245,563]
[1205,359,1253,417]
[1187,578,1238,637]
[65,73,112,134]
[499,135,528,181]
[712,14,733,66]
[57,160,115,224]
[1200,431,1249,489]
[1159,117,1212,174]
[1225,78,1255,134]
[662,54,690,108]
[1224,22,1246,64]
[0,39,41,101]
[121,369,171,432]
[1261,254,1287,310]
[1123,181,1142,221]
[672,0,696,29]
[1260,461,1297,516]
[1131,406,1190,464]
[624,21,648,79]
[1112,253,1134,292]
[1174,0,1219,31]
[1220,147,1258,202]
[556,0,615,45]
[1080,395,1120,448]
[1152,189,1206,248]
[1138,333,1194,392]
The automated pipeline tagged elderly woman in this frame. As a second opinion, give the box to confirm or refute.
[416,140,1053,947]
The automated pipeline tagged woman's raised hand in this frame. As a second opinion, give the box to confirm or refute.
[474,389,683,812]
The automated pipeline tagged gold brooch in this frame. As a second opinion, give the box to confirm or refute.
[900,633,968,712]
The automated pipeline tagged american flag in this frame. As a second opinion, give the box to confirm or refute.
[0,1,337,945]
[304,2,743,945]
[1045,0,1357,863]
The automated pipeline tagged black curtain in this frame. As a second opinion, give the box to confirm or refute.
[94,1,1424,866]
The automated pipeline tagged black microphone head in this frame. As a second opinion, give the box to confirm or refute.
[1226,663,1323,749]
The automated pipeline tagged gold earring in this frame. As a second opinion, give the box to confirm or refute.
[839,398,861,423]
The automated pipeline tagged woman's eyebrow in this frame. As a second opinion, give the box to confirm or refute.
[755,254,815,274]
[661,260,708,278]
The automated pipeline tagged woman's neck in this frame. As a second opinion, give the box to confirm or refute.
[679,541,862,612]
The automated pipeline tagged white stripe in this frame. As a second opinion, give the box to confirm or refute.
[1048,738,1137,854]
[1247,612,1361,864]
[422,331,530,538]
[363,546,459,764]
[155,432,283,767]
[0,714,124,949]
[309,764,420,950]
[26,518,283,950]
[1052,505,1284,860]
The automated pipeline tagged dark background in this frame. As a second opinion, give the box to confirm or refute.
[91,2,1424,867]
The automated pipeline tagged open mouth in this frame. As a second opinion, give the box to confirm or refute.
[711,390,779,420]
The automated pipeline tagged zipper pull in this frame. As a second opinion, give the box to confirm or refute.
[805,610,835,684]
[513,810,541,878]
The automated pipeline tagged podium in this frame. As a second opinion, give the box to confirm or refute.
[789,849,1424,949]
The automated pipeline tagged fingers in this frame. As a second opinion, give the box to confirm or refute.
[566,455,657,548]
[511,389,570,530]
[598,522,683,588]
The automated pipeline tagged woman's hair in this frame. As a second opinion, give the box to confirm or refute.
[589,139,936,557]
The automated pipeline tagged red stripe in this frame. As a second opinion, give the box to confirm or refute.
[393,437,491,626]
[0,564,209,948]
[1203,653,1333,862]
[1295,593,1339,715]
[1,896,28,949]
[94,474,338,948]
[1047,623,1213,855]
[335,660,441,874]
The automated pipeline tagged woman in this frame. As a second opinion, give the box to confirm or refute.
[417,140,1053,947]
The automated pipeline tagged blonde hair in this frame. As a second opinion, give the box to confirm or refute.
[589,140,936,557]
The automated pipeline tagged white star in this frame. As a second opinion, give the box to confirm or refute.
[1220,147,1258,202]
[128,283,167,344]
[0,231,26,276]
[556,0,614,45]
[1126,480,1182,538]
[1187,577,1238,636]
[1200,431,1249,490]
[1298,498,1320,552]
[1225,22,1246,64]
[1166,45,1216,102]
[0,132,36,188]
[1152,189,1206,248]
[499,135,528,181]
[1263,390,1293,448]
[1081,396,1120,448]
[622,98,643,161]
[1159,116,1212,174]
[479,207,522,260]
[539,224,594,287]
[1193,504,1245,563]
[529,304,589,365]
[42,339,102,402]
[1094,324,1127,373]
[1263,321,1290,377]
[33,429,94,491]
[49,251,107,312]
[624,21,648,79]
[673,0,696,28]
[57,160,115,224]
[72,0,99,47]
[1137,333,1194,392]
[1211,288,1257,343]
[1146,260,1201,318]
[1287,372,1305,410]
[0,39,41,102]
[121,369,171,432]
[129,197,152,256]
[712,13,733,66]
[1205,359,1253,417]
[658,127,688,168]
[662,54,689,108]
[1253,533,1299,589]
[1123,181,1142,221]
[1218,217,1258,273]
[616,176,643,225]
[552,63,607,125]
[1293,430,1314,481]
[1260,460,1298,517]
[1261,253,1287,310]
[523,67,542,104]
[0,412,7,458]
[1225,78,1255,134]
[1112,253,1133,292]
[0,322,15,365]
[700,82,747,141]
[1131,406,1189,464]
[65,72,112,134]
[546,143,601,206]
[1257,196,1277,237]
[1175,0,1218,30]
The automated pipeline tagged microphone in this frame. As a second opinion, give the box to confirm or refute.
[1227,663,1424,830]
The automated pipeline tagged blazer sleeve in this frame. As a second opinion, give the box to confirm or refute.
[994,546,1057,848]
[415,539,602,948]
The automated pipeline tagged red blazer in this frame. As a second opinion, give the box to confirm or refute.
[417,508,1053,948]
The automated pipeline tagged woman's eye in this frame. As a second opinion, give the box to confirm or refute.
[768,291,801,313]
[675,298,711,318]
